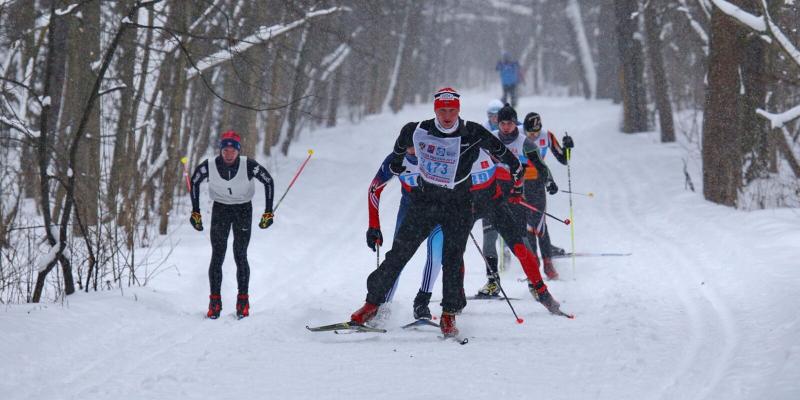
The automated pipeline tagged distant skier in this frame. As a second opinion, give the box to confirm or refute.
[366,146,443,321]
[522,112,574,279]
[349,87,524,337]
[482,99,504,132]
[496,52,524,107]
[189,131,275,319]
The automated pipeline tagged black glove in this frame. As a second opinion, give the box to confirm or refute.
[562,134,574,149]
[508,183,523,204]
[259,212,274,229]
[366,227,383,251]
[546,179,558,195]
[389,157,406,175]
[190,211,203,231]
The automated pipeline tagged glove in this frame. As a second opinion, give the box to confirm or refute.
[562,134,574,149]
[366,227,383,251]
[259,212,274,229]
[190,211,203,231]
[389,157,406,175]
[508,175,524,204]
[546,179,558,195]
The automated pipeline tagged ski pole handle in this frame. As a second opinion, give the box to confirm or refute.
[181,156,191,192]
[516,199,571,225]
[274,149,314,213]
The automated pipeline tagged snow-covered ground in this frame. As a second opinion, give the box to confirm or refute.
[2,93,799,400]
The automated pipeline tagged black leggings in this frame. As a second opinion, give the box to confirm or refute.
[366,188,472,313]
[209,201,252,295]
[524,180,554,258]
[474,190,539,280]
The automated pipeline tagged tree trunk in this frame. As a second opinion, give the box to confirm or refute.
[614,0,648,132]
[281,26,311,156]
[644,0,675,142]
[565,0,597,99]
[702,5,745,206]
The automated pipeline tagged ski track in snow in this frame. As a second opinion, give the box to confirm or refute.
[2,93,799,400]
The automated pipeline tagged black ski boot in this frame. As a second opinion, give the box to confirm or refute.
[412,290,433,320]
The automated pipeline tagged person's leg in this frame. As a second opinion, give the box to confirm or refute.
[438,198,472,314]
[231,202,253,294]
[365,203,437,306]
[209,202,232,295]
[412,225,443,320]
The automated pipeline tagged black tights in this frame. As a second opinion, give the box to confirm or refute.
[209,201,252,295]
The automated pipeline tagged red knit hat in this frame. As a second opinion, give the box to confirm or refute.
[433,87,460,111]
[220,130,241,150]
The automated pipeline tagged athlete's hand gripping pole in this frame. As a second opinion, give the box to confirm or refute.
[274,149,314,213]
[469,232,524,324]
[513,199,571,226]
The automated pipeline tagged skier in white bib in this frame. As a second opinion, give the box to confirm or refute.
[189,131,275,319]
[349,88,531,337]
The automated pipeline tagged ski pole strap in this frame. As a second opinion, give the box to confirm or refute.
[274,149,314,213]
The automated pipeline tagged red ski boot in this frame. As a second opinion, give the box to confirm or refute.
[350,302,379,325]
[207,294,222,319]
[440,312,459,337]
[543,258,559,280]
[529,280,561,314]
[236,294,250,319]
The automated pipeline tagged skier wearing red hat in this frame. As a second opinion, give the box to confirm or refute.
[349,88,526,337]
[189,130,275,319]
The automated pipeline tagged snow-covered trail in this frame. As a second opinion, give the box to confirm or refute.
[2,94,799,400]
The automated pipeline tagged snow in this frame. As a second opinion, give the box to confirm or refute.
[55,4,79,16]
[757,103,800,129]
[709,0,766,32]
[2,93,799,399]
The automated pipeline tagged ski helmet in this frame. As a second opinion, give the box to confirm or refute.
[487,99,503,116]
[220,130,241,150]
[523,112,542,132]
[497,103,517,123]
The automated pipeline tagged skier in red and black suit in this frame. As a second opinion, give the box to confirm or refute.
[351,87,530,337]
[189,131,275,319]
[521,112,574,279]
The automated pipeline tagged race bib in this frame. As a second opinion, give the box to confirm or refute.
[413,126,461,189]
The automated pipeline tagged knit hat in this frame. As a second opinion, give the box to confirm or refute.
[497,103,517,123]
[220,130,241,150]
[433,87,460,111]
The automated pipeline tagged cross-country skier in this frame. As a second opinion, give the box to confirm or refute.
[189,131,275,319]
[350,88,548,337]
[366,146,443,321]
[521,112,575,279]
[496,52,524,107]
[482,99,504,132]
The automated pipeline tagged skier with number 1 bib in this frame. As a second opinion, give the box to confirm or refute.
[189,131,275,319]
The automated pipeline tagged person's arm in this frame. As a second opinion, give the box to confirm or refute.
[524,138,553,182]
[548,131,568,165]
[247,159,275,213]
[190,160,209,212]
[388,122,417,174]
[368,154,396,229]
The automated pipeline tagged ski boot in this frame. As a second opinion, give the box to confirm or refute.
[549,244,566,256]
[542,257,559,280]
[350,302,379,325]
[412,290,433,320]
[207,294,222,319]
[440,311,459,337]
[475,279,500,298]
[236,293,250,319]
[528,280,561,315]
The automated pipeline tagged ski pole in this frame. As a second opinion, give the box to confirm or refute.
[566,145,576,280]
[562,190,593,198]
[469,232,524,324]
[180,156,191,192]
[515,199,571,225]
[274,149,314,213]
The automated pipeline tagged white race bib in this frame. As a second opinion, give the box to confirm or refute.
[412,126,461,189]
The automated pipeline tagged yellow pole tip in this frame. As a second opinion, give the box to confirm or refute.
[180,156,188,164]
[588,192,594,197]
[308,149,314,155]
